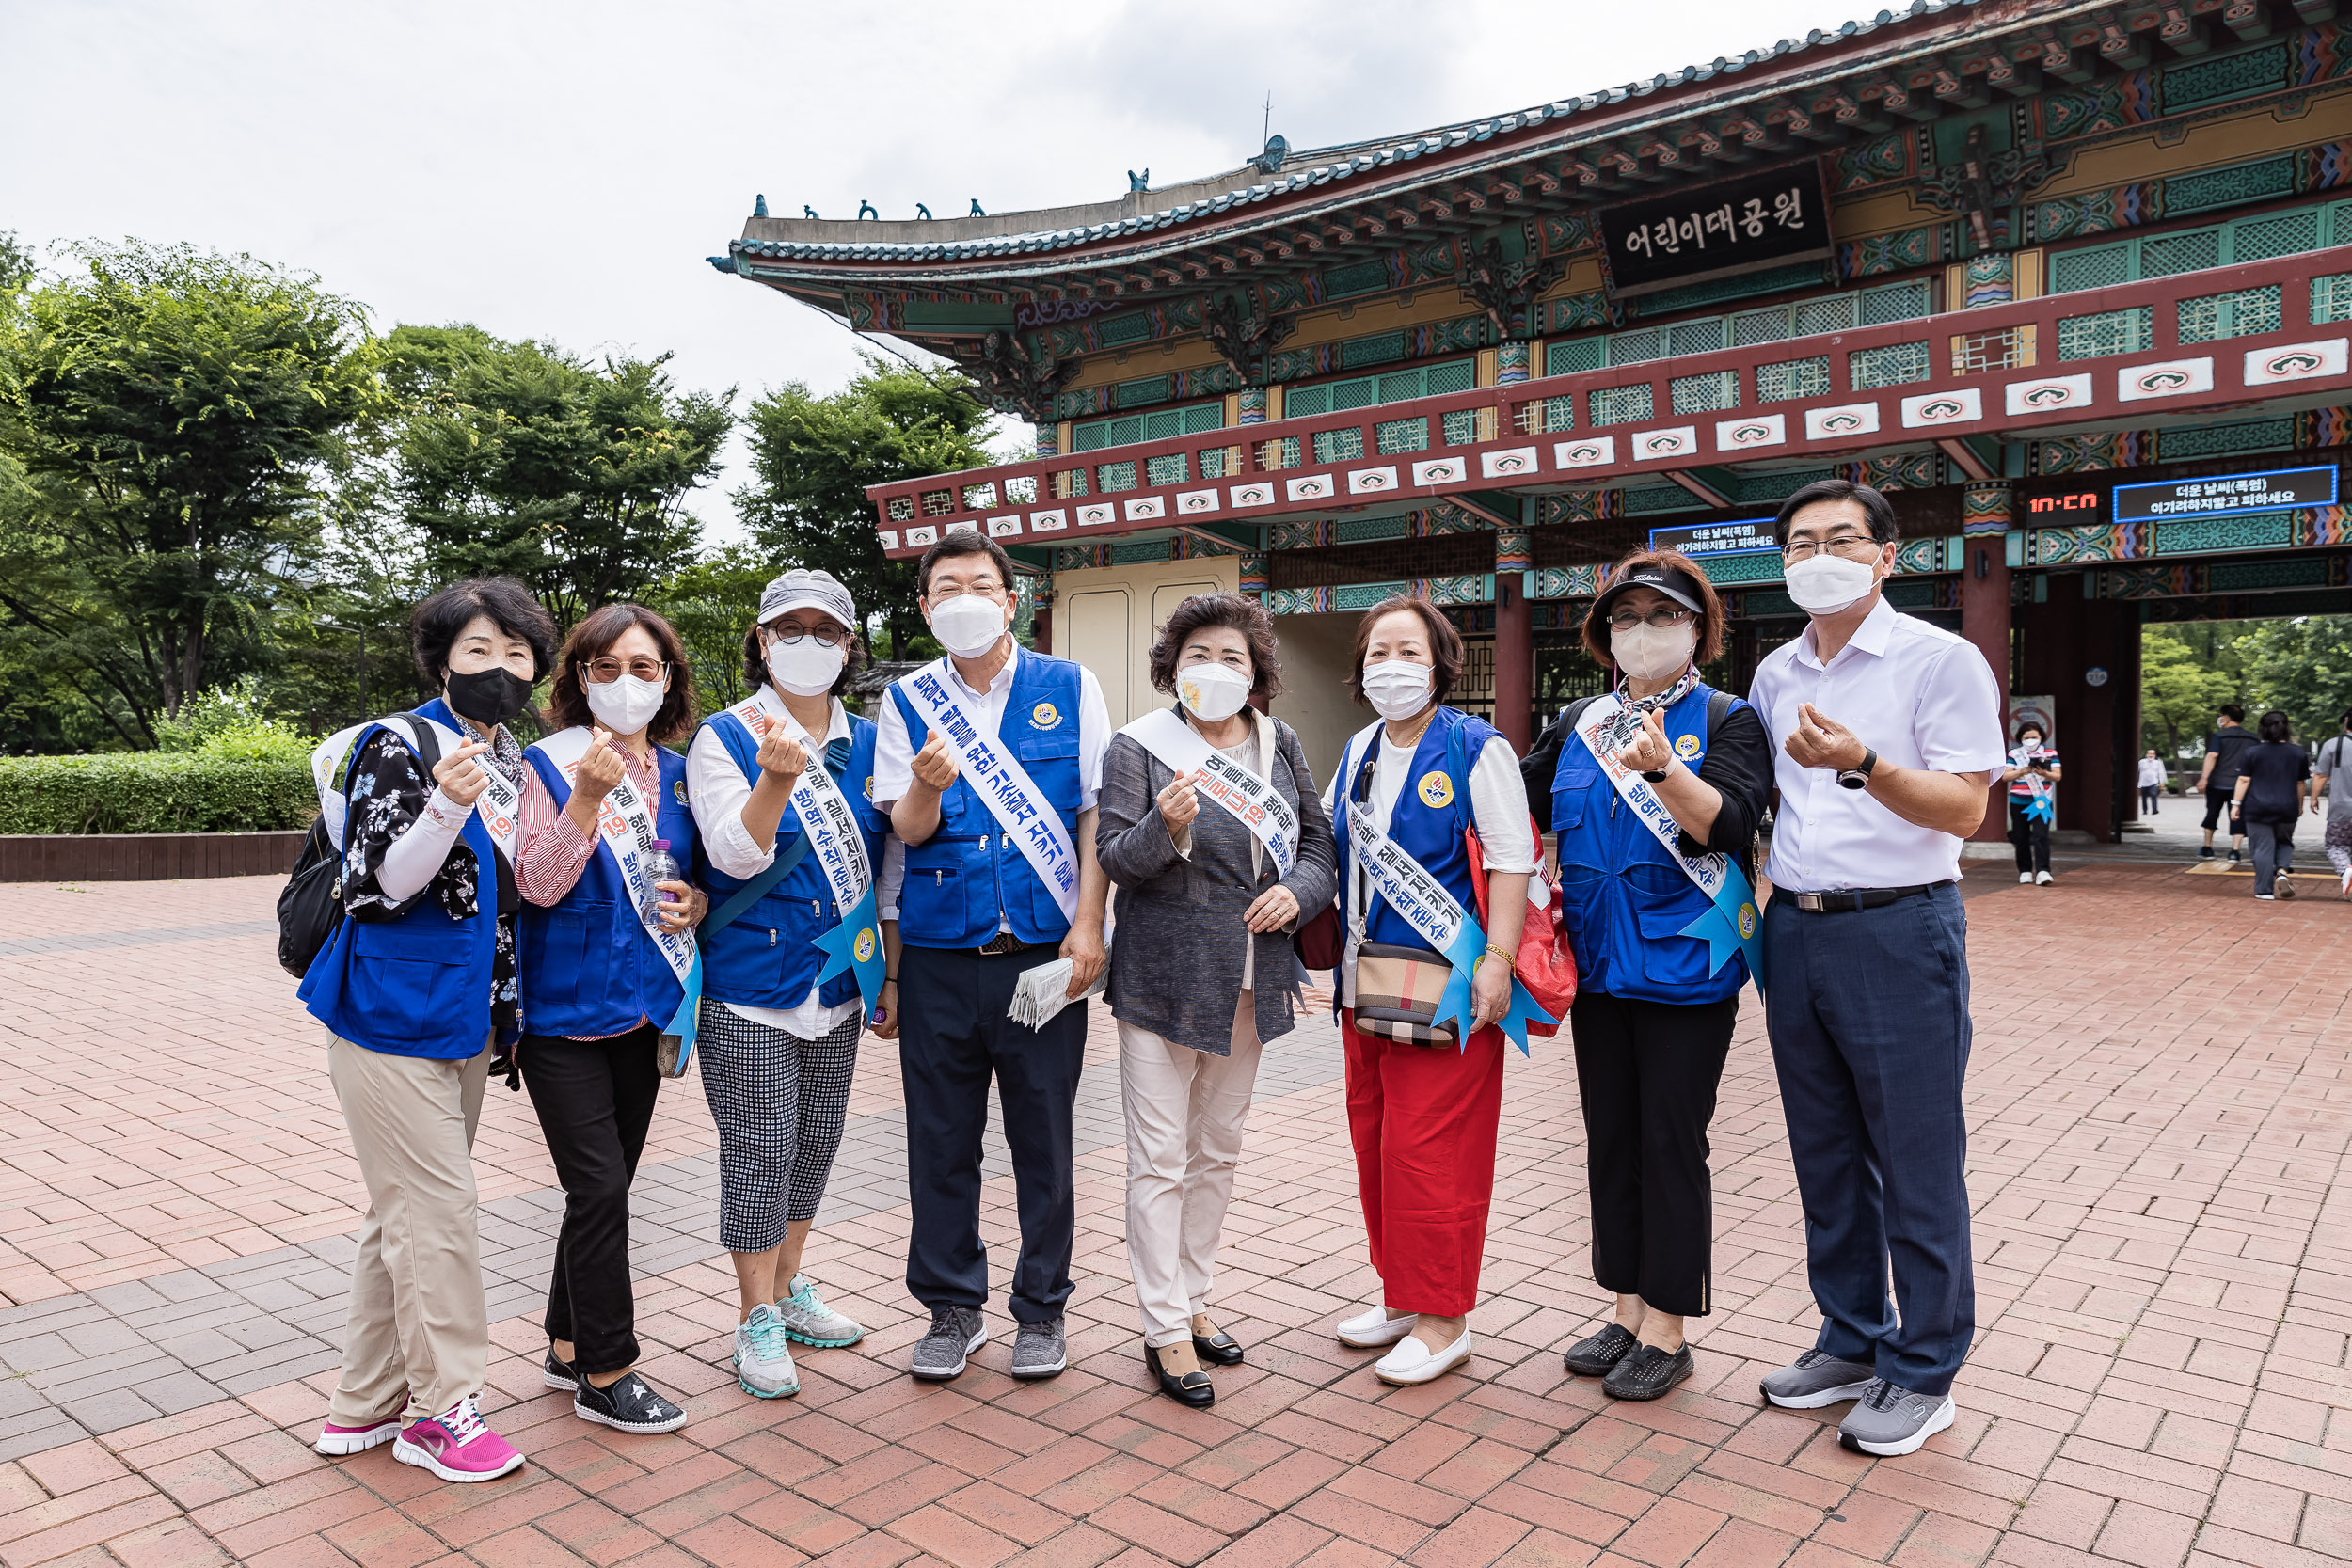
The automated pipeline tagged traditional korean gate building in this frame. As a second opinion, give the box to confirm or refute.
[713,0,2352,841]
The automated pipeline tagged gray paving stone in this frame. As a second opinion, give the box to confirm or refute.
[0,1334,79,1375]
[87,1278,170,1315]
[59,1387,161,1434]
[212,1350,338,1397]
[142,1370,229,1416]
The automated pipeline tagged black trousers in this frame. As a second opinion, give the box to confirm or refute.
[898,942,1086,1323]
[2009,801,2051,875]
[517,1023,660,1373]
[2202,787,2243,835]
[1569,990,1737,1318]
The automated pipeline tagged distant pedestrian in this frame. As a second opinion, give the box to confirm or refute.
[2137,751,2166,816]
[2233,709,2312,900]
[1748,481,2006,1459]
[2002,721,2060,886]
[2195,705,2255,863]
[2313,710,2352,898]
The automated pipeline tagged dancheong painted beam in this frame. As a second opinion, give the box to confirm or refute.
[863,246,2352,556]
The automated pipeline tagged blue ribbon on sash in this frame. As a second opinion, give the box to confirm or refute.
[1673,869,1766,986]
[660,950,704,1075]
[809,883,886,1014]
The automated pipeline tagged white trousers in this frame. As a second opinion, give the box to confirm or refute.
[1119,998,1264,1349]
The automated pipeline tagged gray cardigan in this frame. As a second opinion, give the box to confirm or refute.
[1096,709,1337,1055]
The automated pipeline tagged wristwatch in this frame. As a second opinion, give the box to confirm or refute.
[1836,746,1879,791]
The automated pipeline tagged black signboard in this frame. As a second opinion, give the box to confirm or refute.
[2015,481,2107,528]
[1648,518,1779,557]
[2111,465,2338,523]
[1597,162,1834,298]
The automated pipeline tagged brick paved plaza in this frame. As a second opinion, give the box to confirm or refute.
[1,863,2348,1568]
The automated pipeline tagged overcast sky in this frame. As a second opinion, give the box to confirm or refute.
[4,0,1851,542]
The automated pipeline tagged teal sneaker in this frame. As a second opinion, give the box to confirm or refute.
[734,1304,800,1398]
[776,1275,865,1348]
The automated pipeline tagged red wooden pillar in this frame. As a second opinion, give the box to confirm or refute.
[1494,523,1533,752]
[1959,485,2012,843]
[1030,578,1053,656]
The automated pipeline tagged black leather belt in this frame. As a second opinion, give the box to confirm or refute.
[1789,881,1951,913]
[976,931,1031,955]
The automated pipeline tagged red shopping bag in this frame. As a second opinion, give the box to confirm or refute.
[1465,819,1575,1036]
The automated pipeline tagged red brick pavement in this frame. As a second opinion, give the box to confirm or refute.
[1,864,2348,1566]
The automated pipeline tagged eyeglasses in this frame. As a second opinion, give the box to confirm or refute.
[582,657,669,684]
[1606,606,1697,632]
[930,581,1007,603]
[765,624,848,648]
[1782,532,1883,562]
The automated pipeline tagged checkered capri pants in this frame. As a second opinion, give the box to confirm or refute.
[694,1001,862,1254]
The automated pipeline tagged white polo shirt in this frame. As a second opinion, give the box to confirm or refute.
[1750,596,2007,894]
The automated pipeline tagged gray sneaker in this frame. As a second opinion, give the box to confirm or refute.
[734,1304,800,1399]
[1758,1350,1876,1409]
[911,1307,986,1380]
[1837,1378,1956,1456]
[775,1275,865,1348]
[1009,1316,1067,1380]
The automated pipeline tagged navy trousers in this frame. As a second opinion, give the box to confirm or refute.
[1762,883,1975,1397]
[898,942,1086,1323]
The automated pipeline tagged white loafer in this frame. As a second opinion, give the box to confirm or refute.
[1375,1328,1472,1386]
[1336,1305,1419,1348]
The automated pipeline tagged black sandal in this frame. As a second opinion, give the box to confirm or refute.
[1145,1343,1215,1407]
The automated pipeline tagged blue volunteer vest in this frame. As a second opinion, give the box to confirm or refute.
[1331,705,1495,953]
[694,707,885,1010]
[1549,682,1749,1004]
[298,697,506,1060]
[516,743,699,1037]
[888,653,1085,950]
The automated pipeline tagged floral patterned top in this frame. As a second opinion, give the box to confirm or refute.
[342,718,529,1058]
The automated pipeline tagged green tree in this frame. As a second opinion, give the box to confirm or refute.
[2237,614,2352,745]
[2140,626,2238,762]
[735,356,994,656]
[0,232,33,298]
[388,325,731,628]
[643,545,777,714]
[0,242,382,735]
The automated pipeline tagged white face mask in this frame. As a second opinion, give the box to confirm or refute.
[929,592,1008,658]
[1176,663,1252,722]
[1611,620,1698,684]
[1784,551,1883,615]
[766,638,846,697]
[583,673,665,736]
[1360,658,1434,721]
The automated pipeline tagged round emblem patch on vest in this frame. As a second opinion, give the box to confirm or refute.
[865,774,876,800]
[673,779,689,804]
[1737,902,1757,940]
[853,927,877,963]
[1674,733,1703,760]
[1417,770,1454,809]
[1029,701,1060,730]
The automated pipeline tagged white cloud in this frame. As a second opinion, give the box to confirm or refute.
[1,0,1858,541]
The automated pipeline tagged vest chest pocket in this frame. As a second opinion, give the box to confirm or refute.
[348,917,474,1021]
[1551,764,1600,832]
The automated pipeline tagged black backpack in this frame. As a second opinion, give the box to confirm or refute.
[277,714,442,978]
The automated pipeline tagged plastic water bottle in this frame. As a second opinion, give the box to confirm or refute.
[640,838,683,924]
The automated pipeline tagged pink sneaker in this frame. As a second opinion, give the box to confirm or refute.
[313,1416,402,1456]
[390,1397,524,1483]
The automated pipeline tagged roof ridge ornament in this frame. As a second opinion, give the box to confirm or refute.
[1252,135,1289,175]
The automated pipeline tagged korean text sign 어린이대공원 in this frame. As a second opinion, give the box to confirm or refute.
[1597,161,1835,298]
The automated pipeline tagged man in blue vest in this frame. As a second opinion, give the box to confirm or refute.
[874,531,1110,1383]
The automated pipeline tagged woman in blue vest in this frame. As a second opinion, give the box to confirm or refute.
[513,604,707,1434]
[1321,594,1538,1388]
[1524,550,1772,1402]
[686,568,884,1401]
[299,577,553,1484]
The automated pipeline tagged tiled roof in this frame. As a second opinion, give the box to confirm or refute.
[727,0,1988,267]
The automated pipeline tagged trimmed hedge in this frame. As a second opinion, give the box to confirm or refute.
[0,753,316,835]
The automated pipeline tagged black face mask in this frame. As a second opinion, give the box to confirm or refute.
[445,666,534,726]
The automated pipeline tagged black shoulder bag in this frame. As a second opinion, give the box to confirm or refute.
[278,714,443,978]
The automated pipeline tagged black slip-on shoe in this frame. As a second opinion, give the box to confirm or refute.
[1146,1344,1215,1407]
[1601,1343,1694,1402]
[1563,1323,1637,1377]
[1191,1324,1245,1367]
[542,1350,580,1391]
[573,1370,688,1433]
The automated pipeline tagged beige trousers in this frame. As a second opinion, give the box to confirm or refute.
[1119,997,1264,1349]
[326,1036,490,1425]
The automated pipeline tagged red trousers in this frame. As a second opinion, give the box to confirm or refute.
[1341,1010,1506,1318]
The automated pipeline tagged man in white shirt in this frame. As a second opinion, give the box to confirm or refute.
[873,532,1111,1386]
[1745,481,2006,1459]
